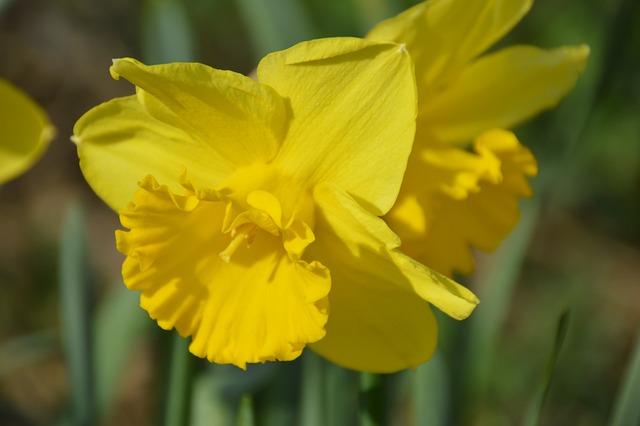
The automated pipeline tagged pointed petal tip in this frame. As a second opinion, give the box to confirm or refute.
[449,291,480,320]
[109,58,135,80]
[109,60,120,80]
[558,44,590,73]
[577,44,591,55]
[574,44,591,66]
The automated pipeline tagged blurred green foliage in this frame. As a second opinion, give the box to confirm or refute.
[0,0,638,425]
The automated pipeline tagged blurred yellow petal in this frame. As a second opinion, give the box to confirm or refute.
[367,0,587,276]
[475,129,538,196]
[388,130,537,276]
[367,0,532,94]
[308,183,478,372]
[116,176,330,369]
[0,78,54,183]
[258,38,417,215]
[423,45,590,142]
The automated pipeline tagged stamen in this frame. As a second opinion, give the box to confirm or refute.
[219,224,260,263]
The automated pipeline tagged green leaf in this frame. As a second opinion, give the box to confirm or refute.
[359,373,384,426]
[164,333,196,426]
[236,394,255,426]
[464,196,541,401]
[256,362,300,426]
[413,352,450,426]
[58,200,95,425]
[93,284,152,417]
[610,329,640,426]
[524,310,571,426]
[298,351,326,426]
[190,368,233,426]
[326,363,358,426]
[236,0,317,61]
[142,0,196,64]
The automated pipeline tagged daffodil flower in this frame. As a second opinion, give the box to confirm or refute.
[367,0,589,276]
[72,38,479,372]
[0,78,54,184]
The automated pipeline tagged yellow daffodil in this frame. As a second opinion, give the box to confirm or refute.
[367,0,589,276]
[72,38,479,373]
[0,78,54,184]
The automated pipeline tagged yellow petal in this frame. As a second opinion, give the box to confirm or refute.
[310,261,438,373]
[367,0,532,94]
[74,58,290,212]
[0,78,55,183]
[111,58,287,165]
[116,176,330,369]
[423,45,590,143]
[258,38,417,215]
[389,130,537,276]
[73,96,233,212]
[307,183,478,372]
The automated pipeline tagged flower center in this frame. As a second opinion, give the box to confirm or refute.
[219,223,261,263]
[211,162,317,262]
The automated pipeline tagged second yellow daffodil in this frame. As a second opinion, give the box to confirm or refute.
[367,0,589,276]
[73,38,478,373]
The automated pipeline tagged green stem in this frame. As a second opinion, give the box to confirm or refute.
[164,333,195,426]
[59,201,95,426]
[359,373,384,426]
